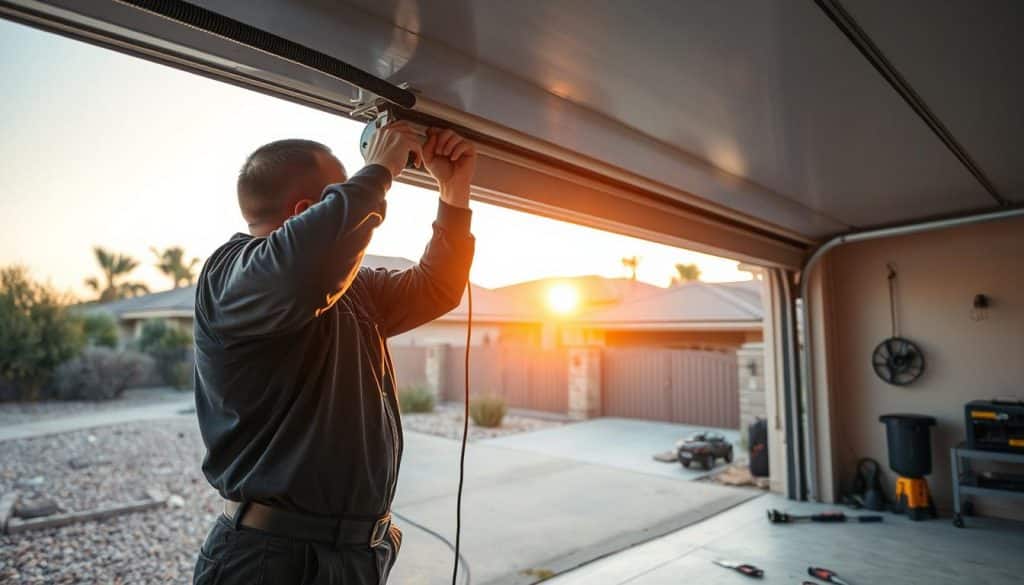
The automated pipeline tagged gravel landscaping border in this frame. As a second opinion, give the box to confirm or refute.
[0,405,566,583]
[401,402,568,441]
[0,388,189,427]
[0,418,218,584]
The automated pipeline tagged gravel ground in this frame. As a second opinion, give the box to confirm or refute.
[0,406,563,583]
[401,402,567,440]
[0,418,219,584]
[0,388,189,427]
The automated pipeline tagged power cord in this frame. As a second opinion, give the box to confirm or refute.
[392,278,473,585]
[453,282,471,585]
[391,510,470,585]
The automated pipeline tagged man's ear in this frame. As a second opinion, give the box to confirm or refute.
[292,198,314,217]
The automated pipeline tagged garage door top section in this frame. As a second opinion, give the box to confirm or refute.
[201,0,1022,237]
[9,0,1021,249]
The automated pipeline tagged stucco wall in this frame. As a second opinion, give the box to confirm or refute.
[389,321,505,347]
[826,216,1024,517]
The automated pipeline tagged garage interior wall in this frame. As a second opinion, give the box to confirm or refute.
[825,215,1024,518]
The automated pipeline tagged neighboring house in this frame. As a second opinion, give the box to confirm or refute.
[79,254,421,347]
[82,253,765,352]
[80,285,195,348]
[568,279,764,350]
[82,254,767,428]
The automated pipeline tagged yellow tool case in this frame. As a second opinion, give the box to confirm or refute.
[965,400,1024,454]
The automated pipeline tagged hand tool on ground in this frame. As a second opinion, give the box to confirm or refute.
[766,509,883,524]
[807,566,853,585]
[711,560,764,578]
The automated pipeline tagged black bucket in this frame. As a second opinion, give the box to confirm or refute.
[879,414,936,477]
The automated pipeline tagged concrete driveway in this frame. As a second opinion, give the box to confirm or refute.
[483,417,744,480]
[390,423,758,585]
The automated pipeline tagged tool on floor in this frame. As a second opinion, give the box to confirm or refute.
[880,414,937,521]
[807,566,852,585]
[766,509,883,524]
[711,560,763,578]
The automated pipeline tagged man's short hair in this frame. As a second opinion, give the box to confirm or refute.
[237,139,333,225]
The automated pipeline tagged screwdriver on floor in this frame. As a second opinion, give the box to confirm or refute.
[711,560,763,578]
[806,566,852,585]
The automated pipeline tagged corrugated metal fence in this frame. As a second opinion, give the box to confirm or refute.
[443,346,568,414]
[389,344,739,427]
[602,348,739,428]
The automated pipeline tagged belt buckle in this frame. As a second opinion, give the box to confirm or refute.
[370,514,391,548]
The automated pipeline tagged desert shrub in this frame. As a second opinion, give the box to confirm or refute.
[169,360,194,391]
[470,395,507,428]
[82,313,119,348]
[399,386,435,414]
[0,266,85,400]
[136,319,192,386]
[51,347,154,401]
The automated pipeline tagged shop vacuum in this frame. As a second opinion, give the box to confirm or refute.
[879,414,937,520]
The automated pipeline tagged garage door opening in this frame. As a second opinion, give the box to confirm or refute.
[0,18,784,585]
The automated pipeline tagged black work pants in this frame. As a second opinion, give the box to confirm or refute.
[193,515,402,585]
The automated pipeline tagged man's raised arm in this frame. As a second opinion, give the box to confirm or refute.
[361,128,477,337]
[202,124,423,339]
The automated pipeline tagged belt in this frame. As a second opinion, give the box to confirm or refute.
[224,500,391,549]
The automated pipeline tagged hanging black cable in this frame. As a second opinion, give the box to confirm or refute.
[452,282,472,585]
[391,510,470,585]
[887,263,898,338]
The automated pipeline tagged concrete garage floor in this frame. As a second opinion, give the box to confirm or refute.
[546,493,1024,585]
[484,418,744,480]
[390,430,759,585]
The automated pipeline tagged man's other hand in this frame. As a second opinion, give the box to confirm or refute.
[422,128,476,208]
[365,120,424,179]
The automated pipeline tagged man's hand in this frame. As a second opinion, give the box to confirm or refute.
[364,121,424,179]
[422,128,476,208]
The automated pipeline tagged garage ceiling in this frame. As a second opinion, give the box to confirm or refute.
[330,0,1020,235]
[3,0,1021,255]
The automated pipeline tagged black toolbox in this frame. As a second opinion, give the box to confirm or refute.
[965,400,1024,453]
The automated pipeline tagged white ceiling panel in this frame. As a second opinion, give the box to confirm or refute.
[843,0,1024,203]
[333,0,997,228]
[7,0,1017,244]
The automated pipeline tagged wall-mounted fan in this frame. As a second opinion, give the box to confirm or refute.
[872,337,925,386]
[872,265,925,386]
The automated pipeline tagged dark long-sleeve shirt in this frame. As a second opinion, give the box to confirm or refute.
[193,164,474,517]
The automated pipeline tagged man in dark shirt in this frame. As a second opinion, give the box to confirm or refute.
[192,121,476,584]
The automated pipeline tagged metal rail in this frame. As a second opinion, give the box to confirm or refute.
[814,0,1006,207]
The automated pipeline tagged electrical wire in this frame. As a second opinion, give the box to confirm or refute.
[452,282,471,585]
[394,282,473,585]
[391,510,470,585]
[886,263,898,338]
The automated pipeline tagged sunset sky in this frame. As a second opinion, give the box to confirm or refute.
[0,20,749,300]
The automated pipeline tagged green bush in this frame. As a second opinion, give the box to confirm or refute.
[399,386,435,414]
[136,319,192,386]
[169,361,194,391]
[0,266,84,400]
[51,347,154,400]
[470,395,507,428]
[82,313,119,348]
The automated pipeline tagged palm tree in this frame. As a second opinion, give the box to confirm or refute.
[670,263,701,286]
[84,247,150,303]
[621,256,639,281]
[151,246,200,288]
